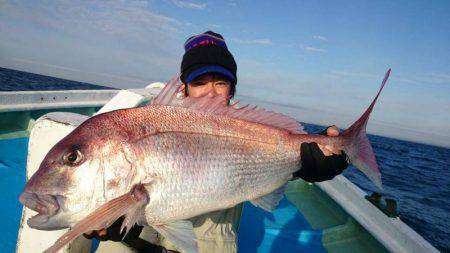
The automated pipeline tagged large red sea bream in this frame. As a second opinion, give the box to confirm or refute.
[20,70,391,253]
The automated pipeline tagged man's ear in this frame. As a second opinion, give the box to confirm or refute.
[181,83,188,97]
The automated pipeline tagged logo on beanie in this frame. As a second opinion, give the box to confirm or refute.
[184,34,227,52]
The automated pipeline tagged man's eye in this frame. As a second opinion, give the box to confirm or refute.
[190,82,205,87]
[215,82,229,86]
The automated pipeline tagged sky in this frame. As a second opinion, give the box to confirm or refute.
[0,0,449,147]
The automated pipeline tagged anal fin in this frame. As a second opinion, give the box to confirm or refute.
[250,183,287,212]
[152,220,198,253]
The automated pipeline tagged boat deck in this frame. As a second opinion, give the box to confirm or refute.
[239,180,388,253]
[1,137,27,253]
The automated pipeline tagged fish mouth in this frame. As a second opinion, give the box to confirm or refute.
[19,191,63,229]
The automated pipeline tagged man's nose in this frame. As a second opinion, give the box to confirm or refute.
[206,90,217,97]
[205,84,218,97]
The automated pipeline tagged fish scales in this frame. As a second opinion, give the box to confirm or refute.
[136,131,299,224]
[21,71,391,253]
[100,105,302,224]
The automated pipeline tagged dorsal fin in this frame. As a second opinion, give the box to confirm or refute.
[151,77,305,134]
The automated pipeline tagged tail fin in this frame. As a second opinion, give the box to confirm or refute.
[342,69,391,190]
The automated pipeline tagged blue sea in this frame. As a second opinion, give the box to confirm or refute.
[0,67,114,91]
[1,67,449,252]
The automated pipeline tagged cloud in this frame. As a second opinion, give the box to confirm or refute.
[391,73,450,86]
[208,24,222,29]
[252,39,273,45]
[11,58,82,73]
[231,38,273,45]
[329,69,450,87]
[171,0,207,9]
[329,70,377,78]
[424,73,450,84]
[300,45,327,53]
[0,1,184,88]
[227,1,237,7]
[1,1,182,40]
[10,57,149,85]
[312,35,327,41]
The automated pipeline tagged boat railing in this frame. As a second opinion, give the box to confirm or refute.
[0,86,165,112]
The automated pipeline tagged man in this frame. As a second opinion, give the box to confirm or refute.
[87,31,348,252]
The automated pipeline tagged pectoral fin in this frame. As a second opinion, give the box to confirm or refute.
[152,220,198,253]
[44,184,149,253]
[250,183,287,212]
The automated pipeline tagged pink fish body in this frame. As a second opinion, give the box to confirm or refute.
[20,70,391,253]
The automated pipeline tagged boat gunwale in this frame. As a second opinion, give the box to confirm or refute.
[317,176,438,252]
[0,88,160,112]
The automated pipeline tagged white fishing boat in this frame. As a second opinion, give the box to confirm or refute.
[0,85,438,253]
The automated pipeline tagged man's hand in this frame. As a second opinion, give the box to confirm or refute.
[318,125,342,156]
[83,217,130,241]
[83,229,108,241]
[83,217,178,252]
[294,126,349,182]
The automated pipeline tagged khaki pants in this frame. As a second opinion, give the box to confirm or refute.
[95,204,243,253]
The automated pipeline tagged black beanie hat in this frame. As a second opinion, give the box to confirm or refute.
[180,31,237,85]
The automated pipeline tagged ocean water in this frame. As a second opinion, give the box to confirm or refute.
[0,67,114,91]
[1,67,449,252]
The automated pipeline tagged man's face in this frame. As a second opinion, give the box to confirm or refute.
[185,74,231,101]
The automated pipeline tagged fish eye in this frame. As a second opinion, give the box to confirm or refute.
[63,150,83,166]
